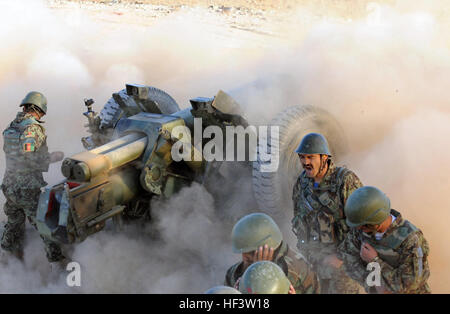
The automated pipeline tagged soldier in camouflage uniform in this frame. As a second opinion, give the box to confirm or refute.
[291,133,362,293]
[225,212,320,294]
[337,186,431,294]
[1,91,65,262]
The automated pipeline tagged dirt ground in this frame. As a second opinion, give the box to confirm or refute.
[44,0,391,49]
[55,0,376,12]
[45,0,387,32]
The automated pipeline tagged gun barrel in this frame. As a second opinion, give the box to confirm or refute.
[90,133,143,154]
[62,133,148,182]
[101,136,147,169]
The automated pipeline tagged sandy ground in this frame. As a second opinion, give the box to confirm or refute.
[49,0,378,13]
[45,0,382,39]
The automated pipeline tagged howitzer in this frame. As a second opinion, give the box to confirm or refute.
[36,83,349,245]
[36,84,249,244]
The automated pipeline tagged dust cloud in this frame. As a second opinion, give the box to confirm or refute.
[0,0,449,292]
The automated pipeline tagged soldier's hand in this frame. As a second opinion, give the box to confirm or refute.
[288,284,296,294]
[50,151,65,163]
[253,244,274,262]
[360,242,378,263]
[322,254,343,269]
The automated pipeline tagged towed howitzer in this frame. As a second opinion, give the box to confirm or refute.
[36,85,249,244]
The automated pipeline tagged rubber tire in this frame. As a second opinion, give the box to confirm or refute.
[252,105,348,219]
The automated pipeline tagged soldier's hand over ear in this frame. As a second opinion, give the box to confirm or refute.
[253,244,274,262]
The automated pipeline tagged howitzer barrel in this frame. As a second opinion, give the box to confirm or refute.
[62,133,148,182]
[90,133,143,154]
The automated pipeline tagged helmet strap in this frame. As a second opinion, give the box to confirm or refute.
[29,105,44,118]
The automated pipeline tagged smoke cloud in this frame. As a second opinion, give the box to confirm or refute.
[0,0,449,292]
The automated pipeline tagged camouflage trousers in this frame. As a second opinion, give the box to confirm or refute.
[305,246,361,294]
[317,266,361,294]
[1,185,64,262]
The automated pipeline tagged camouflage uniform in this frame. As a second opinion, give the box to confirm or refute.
[291,160,362,293]
[1,112,64,262]
[225,241,320,294]
[337,209,431,294]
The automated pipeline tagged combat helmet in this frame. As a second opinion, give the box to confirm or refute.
[239,261,290,294]
[345,186,391,227]
[231,213,282,254]
[20,91,47,114]
[204,285,241,294]
[295,133,331,156]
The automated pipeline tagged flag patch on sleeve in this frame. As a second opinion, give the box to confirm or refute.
[23,142,35,152]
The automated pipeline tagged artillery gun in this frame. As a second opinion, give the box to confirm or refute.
[36,83,346,244]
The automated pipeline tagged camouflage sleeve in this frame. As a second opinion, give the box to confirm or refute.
[22,124,46,151]
[286,257,320,294]
[224,267,233,287]
[291,176,309,243]
[224,263,240,288]
[22,124,50,169]
[292,175,302,217]
[337,230,369,288]
[378,231,430,293]
[340,170,363,205]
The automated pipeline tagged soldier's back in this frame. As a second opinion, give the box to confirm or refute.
[2,112,49,190]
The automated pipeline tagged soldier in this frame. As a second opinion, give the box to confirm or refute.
[238,261,294,294]
[337,186,431,294]
[224,212,320,294]
[291,132,362,293]
[1,91,65,263]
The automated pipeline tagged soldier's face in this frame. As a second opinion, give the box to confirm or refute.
[299,154,323,178]
[242,252,254,266]
[359,224,380,236]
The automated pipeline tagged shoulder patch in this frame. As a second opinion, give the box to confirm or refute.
[22,138,36,152]
[23,143,34,152]
[24,130,36,138]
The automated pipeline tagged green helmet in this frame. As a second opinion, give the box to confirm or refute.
[20,91,47,114]
[239,261,290,294]
[295,133,331,156]
[204,285,241,294]
[345,186,391,228]
[231,213,282,254]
